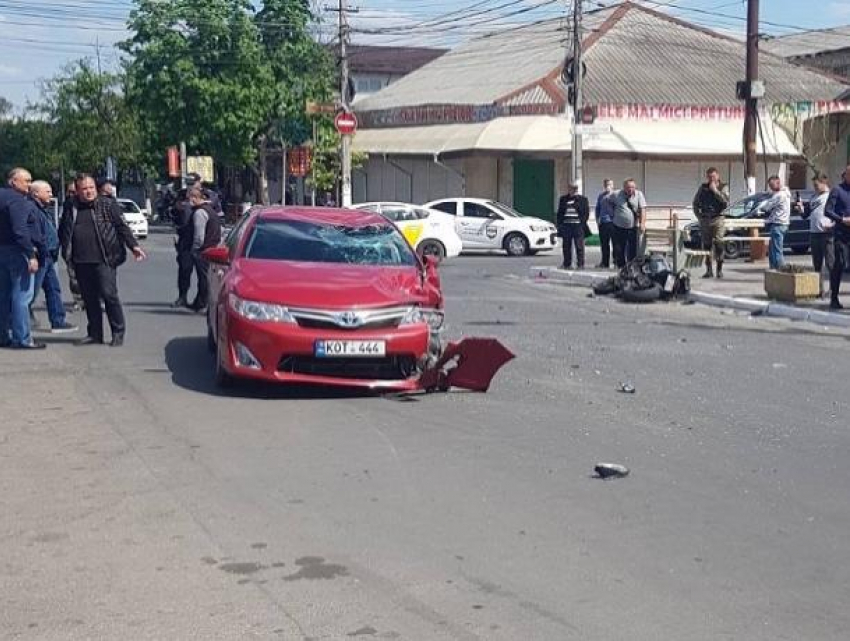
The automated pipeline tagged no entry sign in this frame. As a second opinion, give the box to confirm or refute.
[334,111,358,136]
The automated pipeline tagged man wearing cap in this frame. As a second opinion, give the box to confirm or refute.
[556,183,590,270]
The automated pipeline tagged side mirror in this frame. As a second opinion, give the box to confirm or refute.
[202,245,230,265]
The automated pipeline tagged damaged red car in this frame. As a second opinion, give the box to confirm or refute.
[203,207,445,390]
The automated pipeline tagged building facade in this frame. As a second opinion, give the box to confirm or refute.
[351,2,849,221]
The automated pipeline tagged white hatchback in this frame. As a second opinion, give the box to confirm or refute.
[352,202,463,260]
[424,198,558,256]
[118,198,149,239]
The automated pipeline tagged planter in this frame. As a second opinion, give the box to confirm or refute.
[764,270,820,302]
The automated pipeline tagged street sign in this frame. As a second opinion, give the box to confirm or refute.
[335,111,358,136]
[306,100,337,115]
[574,123,612,136]
[187,156,215,183]
[167,146,180,178]
[287,147,312,178]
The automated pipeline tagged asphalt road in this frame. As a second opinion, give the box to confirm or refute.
[3,234,850,640]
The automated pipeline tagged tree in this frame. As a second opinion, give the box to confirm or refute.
[122,0,275,183]
[0,96,13,120]
[254,0,335,202]
[36,60,143,176]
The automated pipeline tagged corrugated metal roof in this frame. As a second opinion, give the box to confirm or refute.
[582,8,848,106]
[356,1,848,114]
[762,27,850,59]
[354,9,614,110]
[346,45,447,75]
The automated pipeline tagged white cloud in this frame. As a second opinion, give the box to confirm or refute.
[0,64,22,77]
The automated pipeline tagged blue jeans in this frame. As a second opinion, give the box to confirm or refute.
[767,223,788,270]
[0,245,35,346]
[32,257,67,327]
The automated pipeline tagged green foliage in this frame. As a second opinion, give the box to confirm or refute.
[308,119,367,193]
[122,0,336,191]
[0,118,61,182]
[36,60,144,175]
[1,62,143,182]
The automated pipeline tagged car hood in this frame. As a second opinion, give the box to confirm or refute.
[231,259,430,309]
[521,217,555,228]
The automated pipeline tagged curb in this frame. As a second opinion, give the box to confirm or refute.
[529,266,610,287]
[531,266,850,329]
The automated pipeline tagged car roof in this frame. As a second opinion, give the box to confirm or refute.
[256,206,389,227]
[428,197,494,204]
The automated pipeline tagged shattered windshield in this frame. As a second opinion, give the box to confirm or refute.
[243,219,418,266]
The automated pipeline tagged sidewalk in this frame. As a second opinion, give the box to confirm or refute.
[531,251,850,328]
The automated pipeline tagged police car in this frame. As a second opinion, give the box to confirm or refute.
[117,198,149,239]
[351,202,463,260]
[424,198,558,256]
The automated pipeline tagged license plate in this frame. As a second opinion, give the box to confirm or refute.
[315,340,386,357]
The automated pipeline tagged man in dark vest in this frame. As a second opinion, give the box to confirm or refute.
[556,182,590,270]
[59,174,146,346]
[187,184,222,312]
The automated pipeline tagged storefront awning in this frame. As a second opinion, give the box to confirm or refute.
[352,115,800,157]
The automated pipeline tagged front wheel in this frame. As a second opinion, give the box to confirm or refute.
[214,335,235,389]
[723,240,742,260]
[504,233,530,257]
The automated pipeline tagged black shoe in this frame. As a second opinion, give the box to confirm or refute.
[12,341,46,350]
[716,270,724,279]
[172,297,189,309]
[76,336,104,346]
[830,300,844,310]
[702,270,714,279]
[109,334,125,347]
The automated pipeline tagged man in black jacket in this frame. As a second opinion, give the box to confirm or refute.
[824,165,850,310]
[59,174,146,346]
[556,183,590,269]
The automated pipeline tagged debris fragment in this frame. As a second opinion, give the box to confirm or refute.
[618,382,636,394]
[594,463,630,479]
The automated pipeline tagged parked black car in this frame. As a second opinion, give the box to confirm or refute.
[684,190,813,259]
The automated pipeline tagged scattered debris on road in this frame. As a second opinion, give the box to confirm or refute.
[594,463,630,479]
[593,255,690,303]
[619,382,636,394]
[419,337,515,393]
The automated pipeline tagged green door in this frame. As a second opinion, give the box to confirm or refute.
[513,158,555,222]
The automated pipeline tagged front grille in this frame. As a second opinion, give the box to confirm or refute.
[278,355,418,380]
[289,306,409,330]
[295,317,400,331]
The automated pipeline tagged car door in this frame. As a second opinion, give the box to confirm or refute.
[458,201,502,249]
[428,201,459,233]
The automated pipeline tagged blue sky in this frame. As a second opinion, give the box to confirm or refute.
[1,0,848,110]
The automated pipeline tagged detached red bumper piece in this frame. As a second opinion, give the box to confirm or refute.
[419,338,515,393]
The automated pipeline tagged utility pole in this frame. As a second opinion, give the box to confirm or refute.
[337,0,354,207]
[743,0,759,195]
[570,0,584,195]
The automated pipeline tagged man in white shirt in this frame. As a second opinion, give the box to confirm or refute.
[795,173,832,295]
[758,175,791,270]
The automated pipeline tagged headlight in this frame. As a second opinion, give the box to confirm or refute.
[400,306,444,330]
[530,225,550,232]
[228,293,296,323]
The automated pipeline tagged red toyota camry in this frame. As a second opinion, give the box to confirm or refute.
[203,207,445,390]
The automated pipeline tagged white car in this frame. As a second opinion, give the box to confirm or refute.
[424,198,558,256]
[118,198,149,239]
[352,202,463,260]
